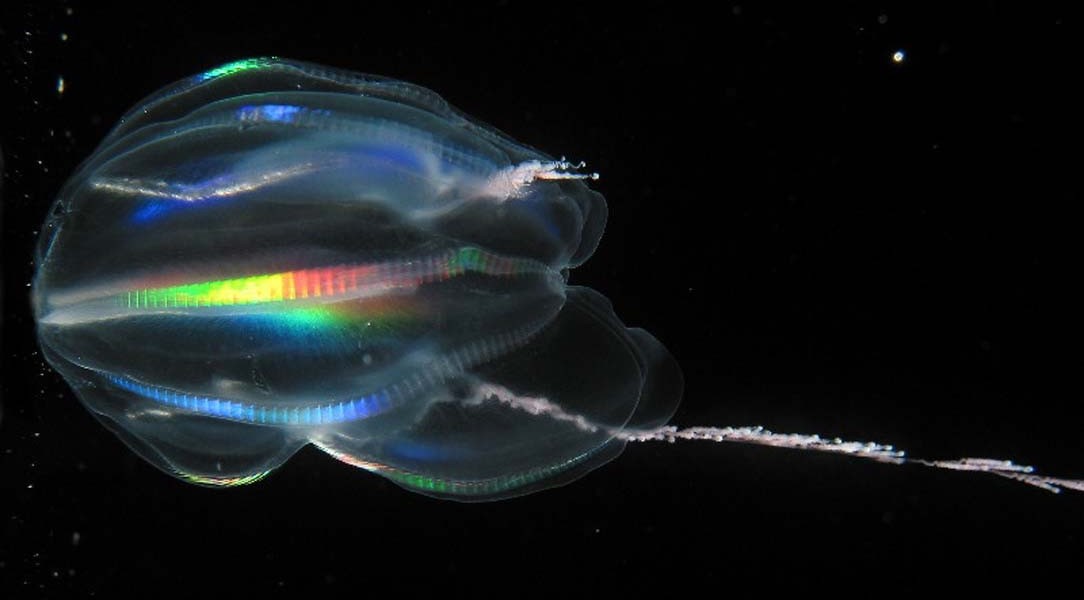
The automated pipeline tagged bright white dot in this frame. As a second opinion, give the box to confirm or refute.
[892,50,906,63]
[56,76,65,95]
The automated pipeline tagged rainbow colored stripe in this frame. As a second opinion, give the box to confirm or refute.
[197,57,277,82]
[179,471,272,487]
[315,441,597,498]
[107,373,393,425]
[121,246,539,310]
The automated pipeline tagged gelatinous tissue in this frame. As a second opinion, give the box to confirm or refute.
[33,58,1082,499]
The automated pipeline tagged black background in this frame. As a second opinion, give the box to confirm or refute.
[2,2,1081,595]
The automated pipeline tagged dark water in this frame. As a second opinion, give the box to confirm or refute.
[2,3,1081,594]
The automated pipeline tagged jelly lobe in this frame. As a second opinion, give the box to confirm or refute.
[33,58,682,499]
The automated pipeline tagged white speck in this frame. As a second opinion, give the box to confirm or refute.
[892,50,906,64]
[60,32,68,41]
[877,14,888,24]
[57,76,65,95]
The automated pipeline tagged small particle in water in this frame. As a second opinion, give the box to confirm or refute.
[892,50,906,64]
[57,76,65,95]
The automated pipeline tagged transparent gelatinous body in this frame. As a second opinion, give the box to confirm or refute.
[33,58,682,500]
